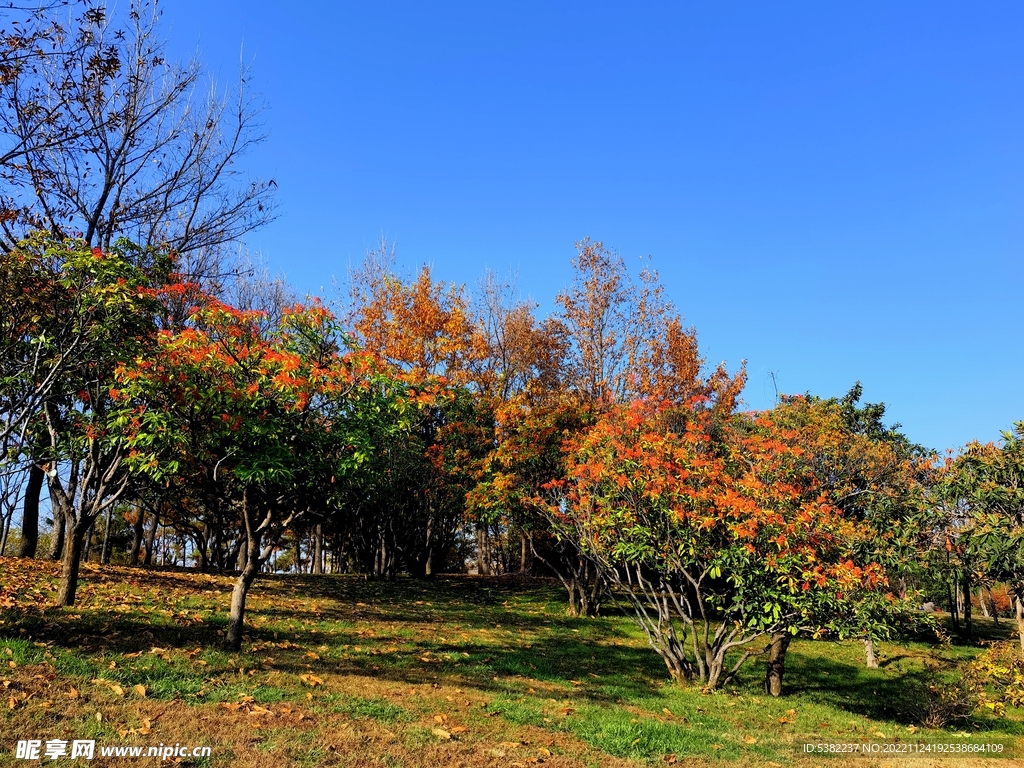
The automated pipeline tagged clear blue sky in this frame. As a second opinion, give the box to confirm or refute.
[163,0,1024,452]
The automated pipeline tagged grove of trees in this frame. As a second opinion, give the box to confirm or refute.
[3,0,1024,700]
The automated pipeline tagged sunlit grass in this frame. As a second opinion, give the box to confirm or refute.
[1,557,1022,766]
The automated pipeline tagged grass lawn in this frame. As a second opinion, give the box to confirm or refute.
[1,557,1022,766]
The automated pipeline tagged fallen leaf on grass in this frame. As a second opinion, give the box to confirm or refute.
[450,726,468,734]
[133,684,147,698]
[7,696,15,709]
[743,736,757,744]
[68,686,79,699]
[299,674,324,687]
[662,707,673,716]
[95,711,102,722]
[432,728,451,740]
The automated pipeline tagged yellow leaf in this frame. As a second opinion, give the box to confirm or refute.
[539,747,552,756]
[450,726,468,734]
[662,707,673,716]
[743,736,757,744]
[433,713,448,723]
[432,728,451,740]
[95,711,103,722]
[133,684,147,698]
[110,683,125,697]
[303,651,319,660]
[299,674,324,687]
[68,686,79,699]
[7,696,15,709]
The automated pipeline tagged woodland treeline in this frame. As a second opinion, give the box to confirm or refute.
[2,1,1024,699]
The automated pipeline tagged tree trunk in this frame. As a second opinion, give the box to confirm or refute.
[48,506,66,561]
[947,580,960,631]
[961,572,973,637]
[764,632,791,697]
[144,508,159,566]
[476,525,490,575]
[864,638,878,669]
[313,523,323,575]
[129,506,145,565]
[225,490,262,652]
[988,587,1000,625]
[1016,597,1024,657]
[56,522,89,607]
[520,530,531,574]
[17,464,44,558]
[100,503,115,564]
[225,539,260,652]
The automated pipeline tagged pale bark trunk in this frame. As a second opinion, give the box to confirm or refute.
[864,638,878,669]
[476,525,490,575]
[1016,597,1024,657]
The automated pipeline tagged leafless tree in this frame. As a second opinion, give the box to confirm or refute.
[0,0,276,280]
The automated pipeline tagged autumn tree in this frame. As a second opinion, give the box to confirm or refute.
[0,0,275,273]
[544,399,892,692]
[12,236,167,606]
[117,294,401,649]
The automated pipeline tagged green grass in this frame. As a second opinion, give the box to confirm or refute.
[1,558,1023,766]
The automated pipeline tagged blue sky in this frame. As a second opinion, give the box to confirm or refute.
[163,1,1024,452]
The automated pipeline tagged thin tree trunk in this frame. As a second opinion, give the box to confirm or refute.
[1016,596,1024,657]
[82,521,94,563]
[17,464,44,558]
[988,587,1000,625]
[225,490,261,652]
[764,631,791,697]
[100,503,115,564]
[476,525,490,575]
[144,508,159,566]
[520,530,531,574]
[0,512,9,555]
[961,571,973,636]
[313,523,323,575]
[129,506,145,565]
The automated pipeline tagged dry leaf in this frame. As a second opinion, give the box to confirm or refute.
[538,747,552,756]
[133,684,147,697]
[450,726,468,734]
[110,683,125,697]
[432,728,451,740]
[68,686,79,699]
[662,707,673,716]
[299,674,324,687]
[7,696,15,709]
[433,713,448,723]
[664,756,677,765]
[95,711,103,722]
[743,736,757,744]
